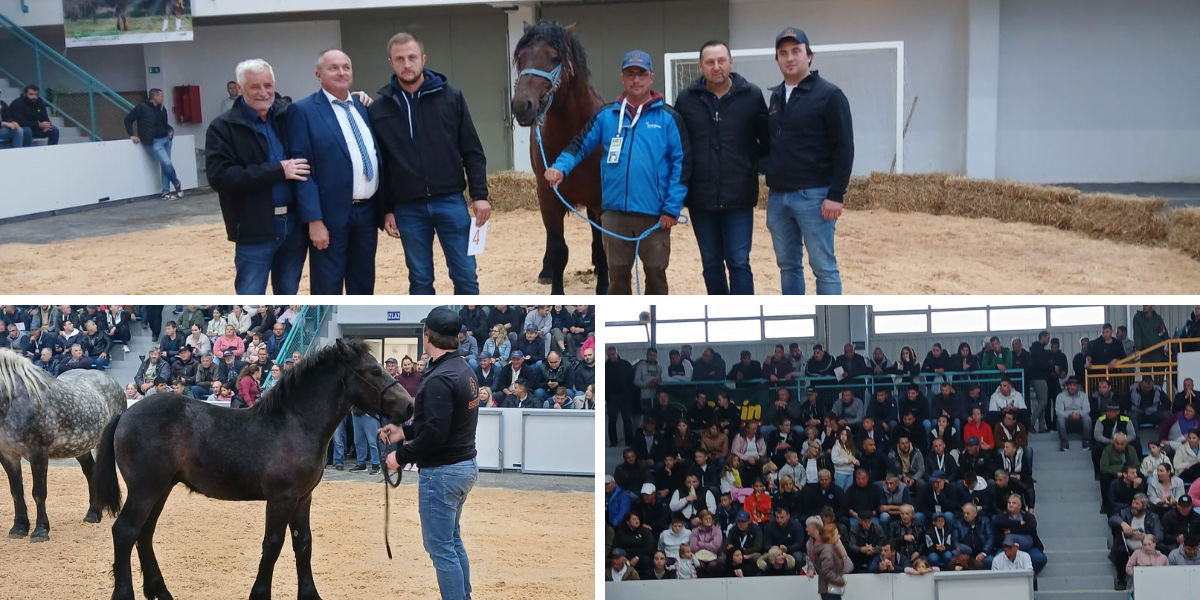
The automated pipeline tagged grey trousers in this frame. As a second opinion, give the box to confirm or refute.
[1057,412,1093,445]
[1031,380,1050,431]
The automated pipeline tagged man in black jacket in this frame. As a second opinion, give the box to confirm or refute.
[673,40,768,295]
[765,28,853,296]
[371,32,490,295]
[206,59,309,295]
[125,89,182,199]
[606,346,636,446]
[381,306,478,600]
[80,320,112,368]
[8,85,58,146]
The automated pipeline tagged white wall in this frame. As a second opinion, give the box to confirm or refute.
[1,0,62,27]
[606,570,1033,600]
[729,0,969,174]
[192,0,484,18]
[0,136,198,219]
[996,0,1200,183]
[144,20,341,149]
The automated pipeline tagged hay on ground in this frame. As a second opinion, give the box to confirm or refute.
[1169,207,1200,261]
[1072,192,1169,244]
[488,171,540,211]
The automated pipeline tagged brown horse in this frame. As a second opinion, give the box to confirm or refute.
[512,21,608,295]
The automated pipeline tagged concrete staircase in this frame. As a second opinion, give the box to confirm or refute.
[0,76,93,146]
[108,306,173,389]
[1029,431,1127,600]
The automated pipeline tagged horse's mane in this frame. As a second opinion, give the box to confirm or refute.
[251,338,373,415]
[514,20,591,81]
[0,348,53,403]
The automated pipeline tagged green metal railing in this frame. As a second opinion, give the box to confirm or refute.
[0,11,136,142]
[262,306,332,388]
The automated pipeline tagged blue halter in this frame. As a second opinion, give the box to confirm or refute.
[517,63,563,126]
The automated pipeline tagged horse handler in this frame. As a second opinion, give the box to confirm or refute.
[544,50,690,295]
[381,306,480,600]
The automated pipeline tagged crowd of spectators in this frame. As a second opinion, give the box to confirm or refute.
[605,306,1200,591]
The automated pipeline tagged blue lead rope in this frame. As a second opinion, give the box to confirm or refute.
[534,124,686,295]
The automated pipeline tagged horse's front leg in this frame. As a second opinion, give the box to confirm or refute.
[78,451,103,523]
[249,496,300,600]
[0,451,29,538]
[289,494,322,600]
[588,207,609,295]
[28,447,50,542]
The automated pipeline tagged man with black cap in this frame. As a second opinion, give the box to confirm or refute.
[1055,377,1092,451]
[494,350,536,406]
[381,306,479,600]
[1163,495,1200,553]
[544,49,690,295]
[765,27,853,296]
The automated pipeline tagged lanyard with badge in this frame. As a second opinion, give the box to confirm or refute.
[608,98,644,164]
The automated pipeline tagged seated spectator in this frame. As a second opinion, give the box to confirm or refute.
[963,407,995,452]
[457,327,479,368]
[990,469,1034,515]
[658,515,691,561]
[495,352,536,406]
[535,351,572,401]
[210,325,245,360]
[989,376,1028,426]
[689,447,721,494]
[775,474,803,516]
[645,550,675,580]
[723,547,755,578]
[264,322,287,360]
[991,494,1047,572]
[1176,429,1200,483]
[991,535,1033,571]
[1102,435,1143,514]
[999,440,1032,483]
[662,349,692,383]
[570,347,595,396]
[800,469,847,520]
[170,377,195,399]
[1170,533,1200,566]
[958,384,987,426]
[1109,493,1163,591]
[732,421,768,480]
[670,473,717,528]
[206,380,233,403]
[192,353,222,399]
[671,421,698,459]
[34,347,59,376]
[929,414,959,454]
[21,327,53,361]
[9,85,58,145]
[728,350,763,385]
[171,345,199,388]
[832,389,865,429]
[930,381,962,429]
[1094,400,1138,474]
[925,437,957,479]
[0,89,32,148]
[893,411,929,453]
[184,324,211,358]
[867,388,898,435]
[798,386,827,431]
[761,345,793,383]
[158,320,186,360]
[145,376,169,396]
[879,474,915,526]
[958,437,996,481]
[217,348,245,391]
[1109,463,1147,518]
[1174,377,1198,413]
[1168,405,1200,452]
[847,509,885,570]
[124,382,143,402]
[1148,462,1186,516]
[2,323,25,351]
[833,343,867,382]
[545,386,572,409]
[479,386,498,408]
[1126,533,1169,587]
[1161,494,1200,555]
[889,435,926,492]
[612,511,653,569]
[1055,377,1092,451]
[898,386,932,435]
[805,344,834,377]
[743,478,772,524]
[564,304,593,355]
[994,409,1031,460]
[700,422,729,462]
[80,320,112,368]
[606,548,639,582]
[1129,376,1171,430]
[104,306,132,344]
[857,415,890,453]
[957,470,992,516]
[482,325,512,364]
[923,513,954,568]
[237,363,262,407]
[715,492,737,531]
[846,468,882,527]
[58,344,93,373]
[723,511,764,568]
[858,437,889,484]
[674,543,699,579]
[691,509,724,576]
[868,539,912,573]
[953,502,994,569]
[916,470,965,526]
[632,418,666,472]
[755,545,797,576]
[245,332,266,362]
[691,348,725,382]
[761,505,806,567]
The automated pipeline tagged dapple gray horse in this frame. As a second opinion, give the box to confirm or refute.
[0,348,125,542]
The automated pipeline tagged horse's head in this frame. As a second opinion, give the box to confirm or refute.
[512,21,585,127]
[335,339,415,425]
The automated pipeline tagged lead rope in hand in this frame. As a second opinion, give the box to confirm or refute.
[378,431,402,559]
[534,123,686,295]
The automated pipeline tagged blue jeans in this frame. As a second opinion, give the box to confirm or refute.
[147,136,180,194]
[834,472,853,490]
[190,385,208,398]
[332,416,349,467]
[928,550,954,567]
[0,125,31,148]
[766,187,841,295]
[419,458,479,600]
[352,413,381,467]
[689,207,754,295]
[234,213,306,294]
[394,193,479,295]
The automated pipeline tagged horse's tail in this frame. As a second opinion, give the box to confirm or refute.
[93,413,123,518]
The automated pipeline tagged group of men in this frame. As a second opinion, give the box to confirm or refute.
[0,85,61,148]
[204,33,490,295]
[546,28,853,295]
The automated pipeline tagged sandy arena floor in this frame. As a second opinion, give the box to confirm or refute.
[1,208,1197,294]
[0,465,593,599]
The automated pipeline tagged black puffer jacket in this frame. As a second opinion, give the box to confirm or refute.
[205,98,293,245]
[124,99,173,140]
[673,73,769,212]
[81,331,111,358]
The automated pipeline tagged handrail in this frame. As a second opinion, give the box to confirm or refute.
[0,11,135,111]
[1115,337,1200,367]
[1082,338,1200,397]
[0,65,103,140]
[262,306,332,389]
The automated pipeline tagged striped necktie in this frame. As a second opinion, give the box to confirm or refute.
[332,98,374,182]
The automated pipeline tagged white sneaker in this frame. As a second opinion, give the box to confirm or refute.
[162,18,168,31]
[176,17,182,31]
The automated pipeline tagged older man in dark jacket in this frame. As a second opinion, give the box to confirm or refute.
[206,59,309,295]
[673,41,768,295]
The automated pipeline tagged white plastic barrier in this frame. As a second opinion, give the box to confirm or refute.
[476,409,504,471]
[606,570,1032,600]
[520,409,595,476]
[1133,565,1200,599]
[0,136,198,220]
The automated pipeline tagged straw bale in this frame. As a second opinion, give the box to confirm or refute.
[1168,207,1200,261]
[1072,192,1169,243]
[488,171,540,211]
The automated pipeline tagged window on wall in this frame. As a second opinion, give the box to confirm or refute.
[708,319,763,342]
[766,318,816,339]
[872,305,1107,335]
[605,306,818,345]
[931,310,989,333]
[606,325,649,344]
[1050,306,1106,327]
[875,313,928,334]
[606,306,649,324]
[656,321,708,344]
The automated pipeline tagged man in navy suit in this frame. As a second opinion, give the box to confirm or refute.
[288,49,382,295]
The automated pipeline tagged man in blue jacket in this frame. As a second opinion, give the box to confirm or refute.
[606,474,631,527]
[545,50,690,295]
[289,49,382,295]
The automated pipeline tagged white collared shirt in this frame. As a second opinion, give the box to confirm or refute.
[322,89,379,201]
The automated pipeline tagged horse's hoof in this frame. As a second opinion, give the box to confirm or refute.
[537,276,552,285]
[8,526,28,539]
[29,528,49,543]
[84,511,102,524]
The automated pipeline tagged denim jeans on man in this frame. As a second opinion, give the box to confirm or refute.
[331,415,352,467]
[393,193,479,295]
[234,213,306,295]
[689,207,755,295]
[352,413,381,467]
[766,186,842,295]
[147,136,181,194]
[420,458,479,600]
[30,125,59,145]
[0,125,31,148]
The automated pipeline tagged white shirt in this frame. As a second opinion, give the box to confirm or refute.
[611,564,629,581]
[785,84,797,103]
[220,97,237,114]
[991,550,1033,571]
[990,390,1028,412]
[322,89,380,201]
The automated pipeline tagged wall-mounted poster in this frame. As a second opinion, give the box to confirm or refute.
[63,0,193,48]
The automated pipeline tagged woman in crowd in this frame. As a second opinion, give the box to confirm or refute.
[187,323,212,357]
[889,346,922,384]
[931,414,961,453]
[1168,405,1200,451]
[248,305,276,339]
[701,422,730,463]
[206,307,228,339]
[262,363,284,392]
[690,510,723,577]
[612,512,655,575]
[1148,462,1186,515]
[213,324,246,358]
[953,342,980,380]
[228,305,252,336]
[237,363,262,407]
[483,324,512,362]
[480,386,499,408]
[831,427,859,490]
[125,382,143,402]
[723,548,754,578]
[674,420,697,458]
[106,305,132,343]
[1141,440,1169,477]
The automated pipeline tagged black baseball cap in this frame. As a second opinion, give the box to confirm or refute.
[775,27,810,49]
[422,306,463,337]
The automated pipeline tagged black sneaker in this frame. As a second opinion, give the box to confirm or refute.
[1083,440,1091,450]
[1115,580,1126,591]
[335,465,343,471]
[160,192,172,200]
[349,464,367,472]
[369,466,380,475]
[1060,443,1069,452]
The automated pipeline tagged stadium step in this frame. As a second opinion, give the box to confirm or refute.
[1035,590,1128,600]
[1042,549,1111,564]
[1038,560,1113,578]
[1036,574,1117,592]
